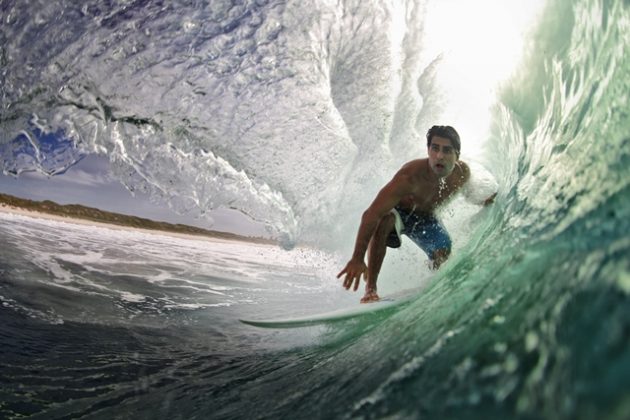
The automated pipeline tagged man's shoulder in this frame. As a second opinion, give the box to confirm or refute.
[397,159,428,181]
[390,160,429,194]
[456,160,471,175]
[400,158,428,171]
[451,160,471,184]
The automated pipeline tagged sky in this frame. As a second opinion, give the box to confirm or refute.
[0,0,545,240]
[0,153,268,238]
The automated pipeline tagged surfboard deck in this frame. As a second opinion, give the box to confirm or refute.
[239,287,421,329]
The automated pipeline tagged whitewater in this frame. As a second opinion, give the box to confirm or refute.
[1,0,629,418]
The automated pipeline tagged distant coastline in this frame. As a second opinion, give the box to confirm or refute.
[0,192,275,245]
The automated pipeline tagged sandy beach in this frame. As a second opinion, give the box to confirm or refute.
[0,203,266,246]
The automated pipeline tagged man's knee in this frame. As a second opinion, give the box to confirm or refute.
[371,213,396,246]
[431,247,451,269]
[376,213,395,236]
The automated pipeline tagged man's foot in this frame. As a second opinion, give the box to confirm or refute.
[360,290,380,303]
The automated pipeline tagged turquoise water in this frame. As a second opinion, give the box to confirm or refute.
[1,0,629,418]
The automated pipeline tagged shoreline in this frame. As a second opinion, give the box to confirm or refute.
[0,204,272,246]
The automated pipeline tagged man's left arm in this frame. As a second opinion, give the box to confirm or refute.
[460,161,498,206]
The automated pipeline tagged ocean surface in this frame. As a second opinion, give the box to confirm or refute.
[1,0,629,419]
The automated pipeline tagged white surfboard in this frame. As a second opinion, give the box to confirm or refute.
[239,287,422,329]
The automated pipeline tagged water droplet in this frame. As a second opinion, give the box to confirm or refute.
[525,331,539,351]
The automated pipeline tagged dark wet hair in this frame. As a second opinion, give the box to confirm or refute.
[426,125,461,157]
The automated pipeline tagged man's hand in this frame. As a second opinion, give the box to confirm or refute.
[337,259,367,292]
[483,192,497,206]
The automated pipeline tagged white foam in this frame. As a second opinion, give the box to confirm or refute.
[0,211,343,325]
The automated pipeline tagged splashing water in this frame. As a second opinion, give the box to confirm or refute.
[1,0,629,418]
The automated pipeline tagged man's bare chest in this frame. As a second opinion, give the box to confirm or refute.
[420,183,455,205]
[406,179,462,213]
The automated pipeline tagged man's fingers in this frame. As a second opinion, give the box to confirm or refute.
[348,275,357,290]
[351,268,367,291]
[483,192,497,206]
[342,273,357,291]
[339,264,367,292]
[343,274,354,290]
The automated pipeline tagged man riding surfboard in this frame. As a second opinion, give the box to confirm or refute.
[337,125,497,303]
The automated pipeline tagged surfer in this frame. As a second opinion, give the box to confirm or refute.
[337,125,497,303]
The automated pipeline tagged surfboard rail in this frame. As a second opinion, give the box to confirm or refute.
[239,287,422,329]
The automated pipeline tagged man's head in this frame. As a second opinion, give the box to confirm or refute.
[426,125,460,178]
[426,125,460,158]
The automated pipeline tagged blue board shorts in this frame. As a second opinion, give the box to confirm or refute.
[386,206,451,260]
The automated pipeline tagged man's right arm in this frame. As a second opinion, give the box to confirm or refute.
[337,173,413,291]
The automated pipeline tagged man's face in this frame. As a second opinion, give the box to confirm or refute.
[428,136,457,178]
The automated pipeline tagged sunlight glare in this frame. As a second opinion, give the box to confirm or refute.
[422,0,546,154]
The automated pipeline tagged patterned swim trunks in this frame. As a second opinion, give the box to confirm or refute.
[386,206,452,260]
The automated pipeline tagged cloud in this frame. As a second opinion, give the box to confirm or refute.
[0,153,268,237]
[16,154,113,186]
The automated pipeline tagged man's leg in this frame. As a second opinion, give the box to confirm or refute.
[363,213,396,303]
[406,215,451,270]
[431,248,451,270]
